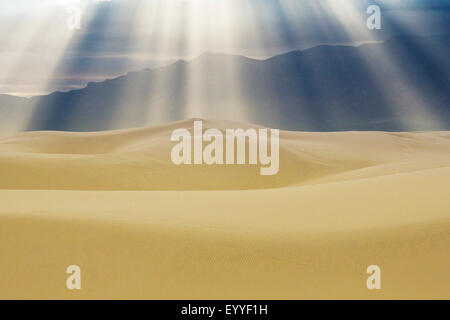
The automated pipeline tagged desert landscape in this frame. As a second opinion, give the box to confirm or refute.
[0,119,449,299]
[0,0,449,302]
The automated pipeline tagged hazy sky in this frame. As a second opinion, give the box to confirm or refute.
[0,0,448,96]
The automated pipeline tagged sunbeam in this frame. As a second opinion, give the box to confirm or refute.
[0,0,448,134]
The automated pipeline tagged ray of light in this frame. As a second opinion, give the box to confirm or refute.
[1,0,447,133]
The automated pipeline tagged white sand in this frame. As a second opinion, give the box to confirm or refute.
[0,119,449,299]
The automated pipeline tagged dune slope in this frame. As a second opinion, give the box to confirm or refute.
[0,119,449,299]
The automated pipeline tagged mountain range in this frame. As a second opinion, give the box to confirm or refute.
[0,35,448,135]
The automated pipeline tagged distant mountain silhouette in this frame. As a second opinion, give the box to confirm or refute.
[1,36,448,134]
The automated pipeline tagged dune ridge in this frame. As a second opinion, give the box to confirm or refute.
[0,119,449,299]
[0,119,449,190]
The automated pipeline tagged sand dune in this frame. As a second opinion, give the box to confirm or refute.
[0,119,449,299]
[0,119,449,190]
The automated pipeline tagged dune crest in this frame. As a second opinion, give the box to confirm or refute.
[0,119,449,190]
